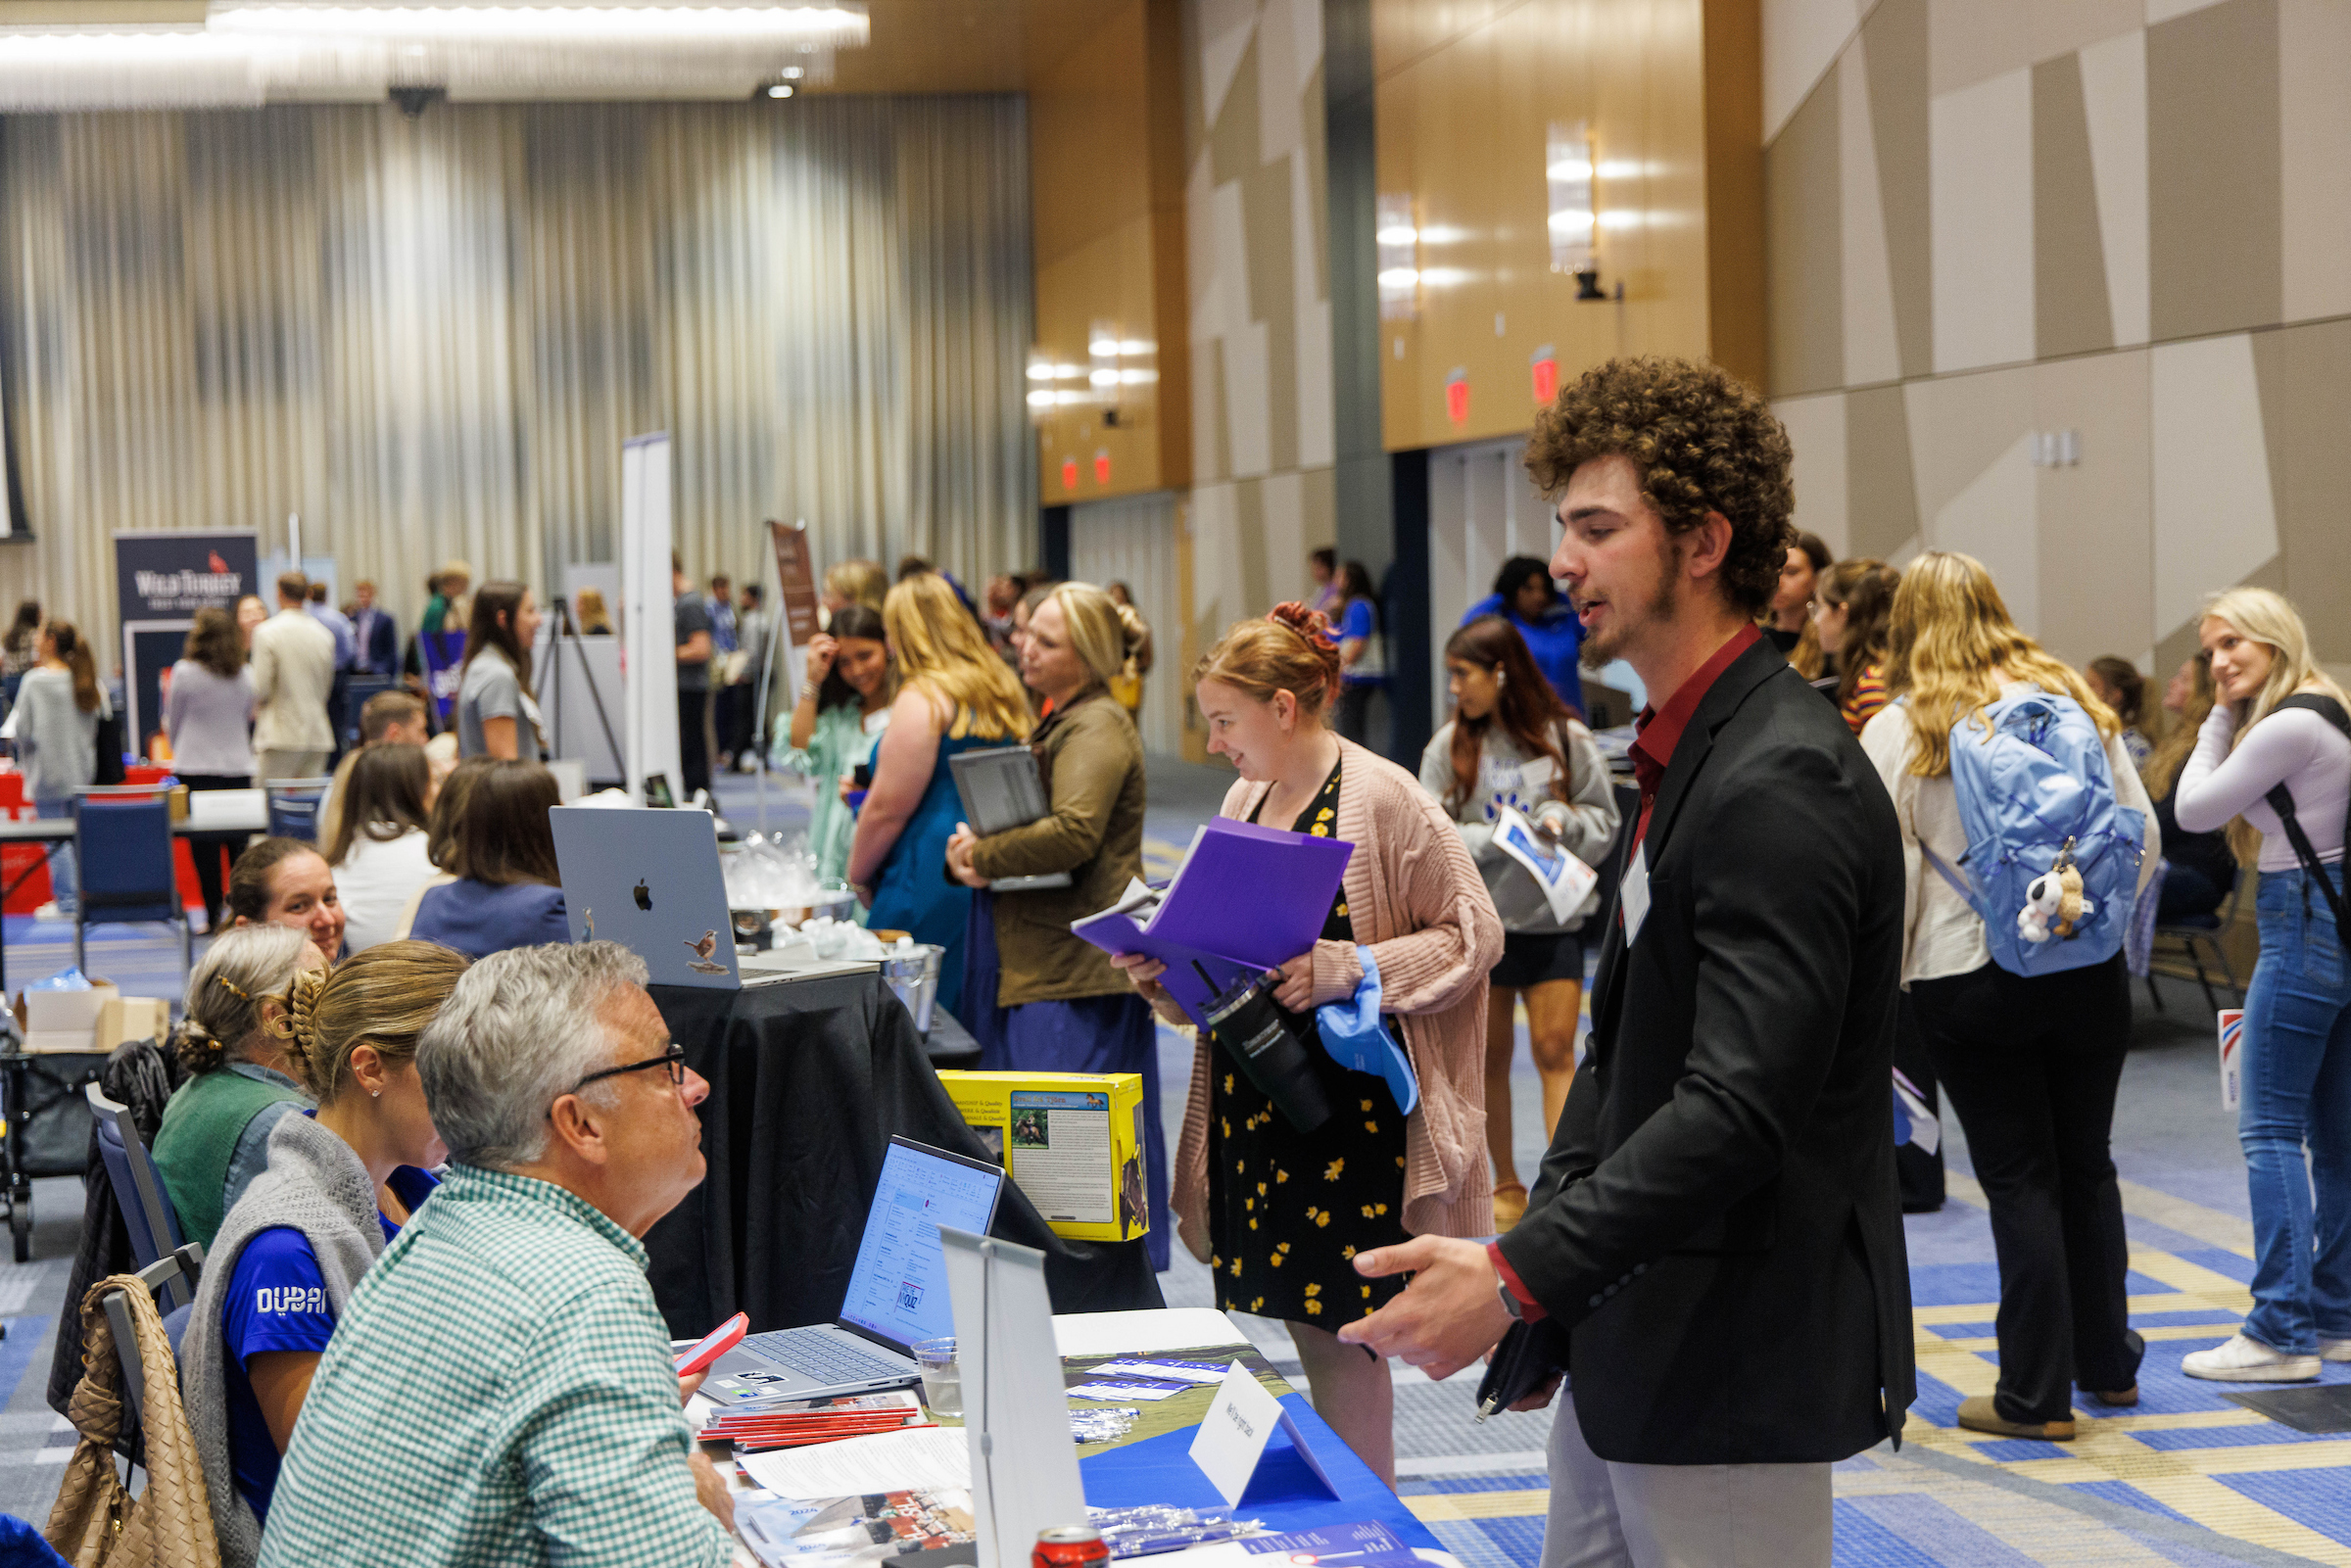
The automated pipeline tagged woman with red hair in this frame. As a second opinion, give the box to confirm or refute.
[1113,602,1501,1484]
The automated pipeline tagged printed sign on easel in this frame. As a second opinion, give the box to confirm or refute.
[1187,1362,1339,1507]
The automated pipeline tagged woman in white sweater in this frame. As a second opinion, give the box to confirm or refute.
[2172,587,2351,1384]
[1416,615,1618,1229]
[325,742,438,952]
[1860,552,2158,1442]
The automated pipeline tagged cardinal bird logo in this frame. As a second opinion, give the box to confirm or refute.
[683,928,729,974]
[208,550,230,574]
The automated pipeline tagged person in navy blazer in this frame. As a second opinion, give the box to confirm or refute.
[351,580,400,677]
[1337,357,1913,1567]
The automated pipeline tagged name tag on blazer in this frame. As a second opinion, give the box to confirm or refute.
[1619,843,1652,945]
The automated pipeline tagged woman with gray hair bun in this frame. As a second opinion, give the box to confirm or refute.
[151,924,325,1251]
[942,580,1169,1267]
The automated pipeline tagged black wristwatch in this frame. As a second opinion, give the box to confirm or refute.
[1497,1279,1527,1321]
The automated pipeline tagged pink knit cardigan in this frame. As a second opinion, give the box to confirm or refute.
[1173,736,1505,1259]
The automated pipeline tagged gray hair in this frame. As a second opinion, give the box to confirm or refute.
[414,940,651,1171]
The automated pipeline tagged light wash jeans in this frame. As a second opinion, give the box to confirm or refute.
[34,797,74,916]
[2240,863,2351,1354]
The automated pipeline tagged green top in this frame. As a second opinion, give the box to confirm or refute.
[151,1066,309,1251]
[773,698,888,887]
[258,1164,733,1568]
[420,593,451,637]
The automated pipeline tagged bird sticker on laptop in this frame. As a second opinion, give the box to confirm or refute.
[683,929,730,974]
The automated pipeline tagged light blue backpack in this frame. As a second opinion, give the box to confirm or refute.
[1927,689,2146,978]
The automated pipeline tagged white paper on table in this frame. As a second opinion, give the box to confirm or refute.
[737,1426,973,1499]
[1052,1308,1247,1359]
[1491,806,1599,926]
[1087,1358,1234,1386]
[1065,1380,1185,1402]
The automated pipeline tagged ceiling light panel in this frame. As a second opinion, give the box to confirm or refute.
[210,4,870,50]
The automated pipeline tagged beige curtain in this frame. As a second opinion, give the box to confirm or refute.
[0,95,1035,657]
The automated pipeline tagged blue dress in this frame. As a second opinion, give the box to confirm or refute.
[865,732,991,1022]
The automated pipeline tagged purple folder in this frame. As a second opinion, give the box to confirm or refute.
[1072,817,1354,1030]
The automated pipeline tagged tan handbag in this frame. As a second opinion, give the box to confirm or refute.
[46,1275,221,1568]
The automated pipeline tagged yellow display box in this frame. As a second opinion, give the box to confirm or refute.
[936,1070,1149,1245]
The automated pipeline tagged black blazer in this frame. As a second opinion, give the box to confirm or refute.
[356,608,399,675]
[1495,639,1914,1464]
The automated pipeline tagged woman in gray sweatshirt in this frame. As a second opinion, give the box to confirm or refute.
[13,621,109,917]
[1417,614,1619,1229]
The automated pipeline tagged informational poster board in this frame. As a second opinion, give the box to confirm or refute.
[112,530,259,761]
[765,518,823,699]
[620,433,678,803]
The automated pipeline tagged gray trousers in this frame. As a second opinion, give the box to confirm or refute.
[1538,1389,1832,1568]
[256,748,329,784]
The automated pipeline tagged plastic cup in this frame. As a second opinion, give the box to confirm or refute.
[912,1337,961,1416]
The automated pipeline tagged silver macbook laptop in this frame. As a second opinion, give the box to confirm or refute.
[700,1136,1006,1406]
[551,806,817,989]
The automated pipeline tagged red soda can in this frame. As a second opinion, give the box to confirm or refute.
[1033,1526,1109,1568]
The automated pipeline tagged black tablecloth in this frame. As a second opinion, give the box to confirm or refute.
[646,973,1163,1337]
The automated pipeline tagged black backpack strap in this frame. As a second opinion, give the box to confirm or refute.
[2264,694,2351,943]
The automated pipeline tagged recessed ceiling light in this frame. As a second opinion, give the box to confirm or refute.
[767,83,792,98]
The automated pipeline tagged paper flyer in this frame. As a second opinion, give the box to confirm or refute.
[1491,806,1599,925]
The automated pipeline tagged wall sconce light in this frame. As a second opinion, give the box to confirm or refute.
[1376,193,1418,321]
[1547,121,1606,301]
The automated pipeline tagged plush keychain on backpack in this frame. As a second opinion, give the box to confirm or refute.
[2018,838,2093,944]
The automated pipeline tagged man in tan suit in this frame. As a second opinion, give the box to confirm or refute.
[251,571,337,782]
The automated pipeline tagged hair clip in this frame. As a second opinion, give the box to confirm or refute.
[214,974,251,1001]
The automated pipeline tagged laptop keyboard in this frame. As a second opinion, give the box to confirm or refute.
[742,1327,910,1384]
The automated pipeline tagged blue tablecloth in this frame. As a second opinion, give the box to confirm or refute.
[1078,1389,1444,1551]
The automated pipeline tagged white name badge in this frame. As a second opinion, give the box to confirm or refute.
[1619,842,1652,946]
[1187,1361,1339,1507]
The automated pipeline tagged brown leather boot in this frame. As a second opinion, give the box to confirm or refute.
[1956,1395,2076,1441]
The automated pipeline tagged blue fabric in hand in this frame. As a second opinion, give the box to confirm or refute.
[1316,946,1418,1117]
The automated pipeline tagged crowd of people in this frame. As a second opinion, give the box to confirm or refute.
[17,352,2351,1568]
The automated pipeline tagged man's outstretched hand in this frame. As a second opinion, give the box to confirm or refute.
[1334,1235,1514,1381]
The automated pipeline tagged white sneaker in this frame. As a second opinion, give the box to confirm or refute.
[2182,1333,2321,1382]
[30,902,64,920]
[2322,1337,2351,1362]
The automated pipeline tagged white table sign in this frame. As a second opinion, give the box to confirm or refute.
[1186,1361,1338,1507]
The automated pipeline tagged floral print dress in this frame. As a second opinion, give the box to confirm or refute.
[1205,761,1413,1324]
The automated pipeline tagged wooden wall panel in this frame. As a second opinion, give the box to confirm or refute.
[1376,0,1761,451]
[1026,0,1190,501]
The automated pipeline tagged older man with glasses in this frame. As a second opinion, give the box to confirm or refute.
[258,942,735,1568]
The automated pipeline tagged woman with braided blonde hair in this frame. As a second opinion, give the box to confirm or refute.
[152,924,322,1251]
[177,939,469,1563]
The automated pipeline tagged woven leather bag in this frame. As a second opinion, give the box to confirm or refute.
[45,1275,221,1568]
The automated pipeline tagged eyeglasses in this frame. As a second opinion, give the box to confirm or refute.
[570,1043,688,1094]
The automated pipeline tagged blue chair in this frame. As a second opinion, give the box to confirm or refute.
[264,776,335,842]
[2146,869,2246,1013]
[85,1081,193,1314]
[101,1245,205,1443]
[71,787,191,981]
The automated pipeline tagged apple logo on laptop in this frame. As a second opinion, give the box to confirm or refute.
[634,879,652,912]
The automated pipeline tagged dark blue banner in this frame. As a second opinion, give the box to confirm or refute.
[417,631,469,722]
[114,530,259,762]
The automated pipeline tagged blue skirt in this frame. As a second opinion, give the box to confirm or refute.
[964,892,1172,1270]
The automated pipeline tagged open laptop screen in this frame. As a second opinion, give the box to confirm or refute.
[837,1137,1006,1353]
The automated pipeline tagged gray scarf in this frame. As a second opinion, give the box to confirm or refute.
[178,1111,388,1568]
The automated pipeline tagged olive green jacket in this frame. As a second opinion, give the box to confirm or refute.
[969,689,1145,1006]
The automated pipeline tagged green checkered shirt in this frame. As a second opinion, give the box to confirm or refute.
[256,1164,735,1568]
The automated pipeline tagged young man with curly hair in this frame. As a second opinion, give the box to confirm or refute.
[1340,356,1914,1565]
